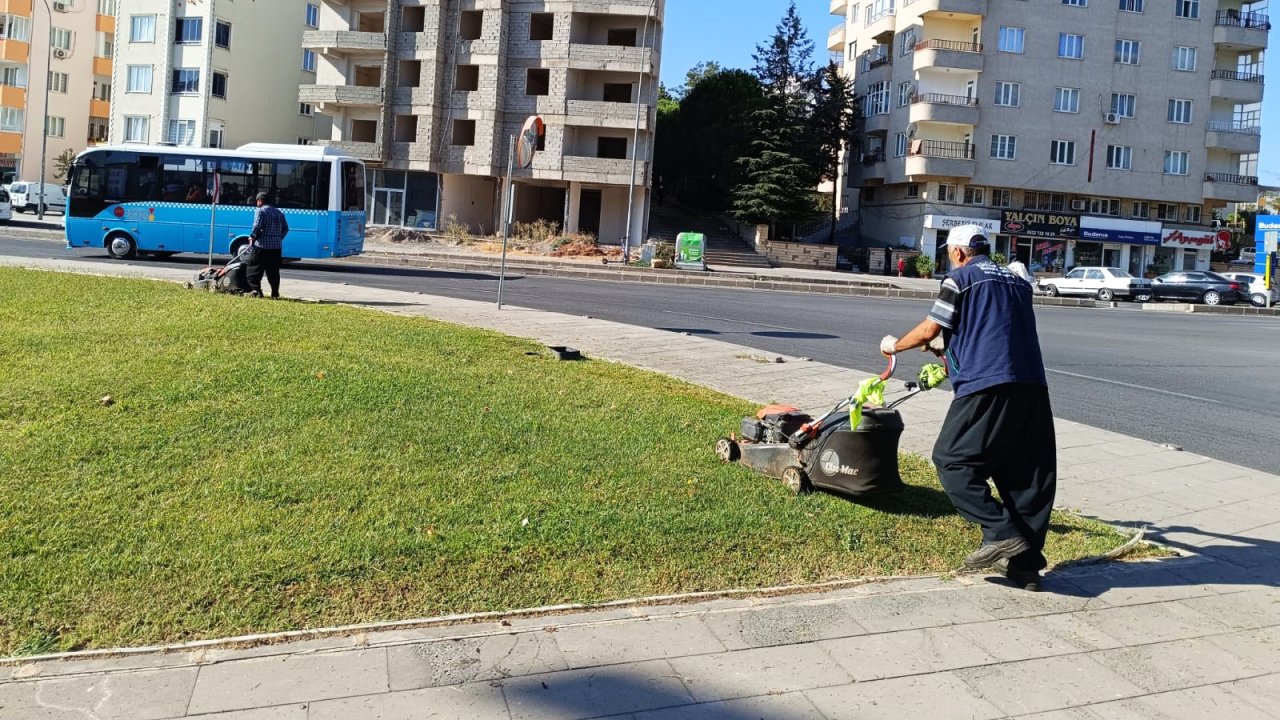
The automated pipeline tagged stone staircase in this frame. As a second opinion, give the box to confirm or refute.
[647,204,774,269]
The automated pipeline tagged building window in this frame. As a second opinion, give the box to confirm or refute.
[1167,98,1192,124]
[129,15,155,43]
[96,32,113,58]
[172,68,199,94]
[126,65,152,93]
[998,26,1024,53]
[0,66,23,87]
[175,18,202,44]
[990,134,1017,160]
[167,119,196,146]
[1171,46,1196,71]
[452,119,476,146]
[455,64,480,92]
[1131,201,1149,218]
[1175,0,1198,19]
[215,21,231,49]
[1106,145,1132,170]
[897,81,912,107]
[1026,192,1067,212]
[45,116,64,138]
[994,81,1020,107]
[1050,140,1076,165]
[1088,198,1120,215]
[98,0,117,14]
[1119,0,1143,12]
[899,28,916,55]
[1185,205,1202,223]
[990,188,1013,208]
[1058,33,1083,59]
[302,49,317,72]
[208,126,223,148]
[936,183,956,203]
[894,132,908,157]
[124,115,148,143]
[964,186,985,205]
[48,71,68,93]
[0,107,21,131]
[1163,150,1189,175]
[460,10,483,40]
[1156,202,1179,220]
[50,27,72,51]
[1063,0,1087,5]
[906,183,919,198]
[1053,87,1080,113]
[94,78,110,101]
[1,15,31,42]
[1110,93,1136,118]
[299,102,314,116]
[1115,39,1140,64]
[530,13,554,40]
[525,68,550,96]
[863,81,890,116]
[211,71,227,99]
[305,3,320,28]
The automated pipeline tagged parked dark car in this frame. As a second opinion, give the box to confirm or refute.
[1150,271,1245,306]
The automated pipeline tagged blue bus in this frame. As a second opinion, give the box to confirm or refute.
[66,143,366,261]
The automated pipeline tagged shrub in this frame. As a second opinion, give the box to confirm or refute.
[913,254,935,277]
[990,252,1007,266]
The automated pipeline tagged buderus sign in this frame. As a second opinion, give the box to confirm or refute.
[1257,215,1280,275]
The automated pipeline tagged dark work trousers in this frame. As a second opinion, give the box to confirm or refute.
[932,383,1057,571]
[246,246,282,297]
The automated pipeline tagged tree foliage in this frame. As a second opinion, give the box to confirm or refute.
[731,106,815,227]
[52,149,77,182]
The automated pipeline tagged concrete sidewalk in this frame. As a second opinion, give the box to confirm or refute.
[3,256,1279,720]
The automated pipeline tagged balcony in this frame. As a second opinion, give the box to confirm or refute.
[851,150,887,185]
[1209,69,1264,103]
[831,0,849,15]
[860,110,891,134]
[0,83,25,109]
[0,0,33,14]
[299,85,384,107]
[89,98,110,118]
[908,93,978,125]
[93,56,112,76]
[562,156,648,184]
[913,0,987,17]
[565,100,652,131]
[828,23,845,52]
[865,8,896,42]
[1205,121,1262,153]
[905,139,975,178]
[0,38,29,64]
[1213,11,1269,50]
[302,30,387,55]
[0,131,19,155]
[567,44,657,74]
[319,140,382,162]
[913,39,984,73]
[95,13,115,33]
[860,52,892,74]
[1203,171,1259,203]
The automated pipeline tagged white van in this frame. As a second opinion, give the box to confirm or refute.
[9,181,67,214]
[0,185,12,223]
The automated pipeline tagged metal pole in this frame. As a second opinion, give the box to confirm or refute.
[37,0,52,221]
[206,174,219,267]
[496,134,516,309]
[623,0,656,264]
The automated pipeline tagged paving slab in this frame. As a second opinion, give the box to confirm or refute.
[699,601,869,650]
[166,707,309,720]
[500,659,693,720]
[1032,601,1229,650]
[550,616,726,668]
[819,626,998,681]
[386,629,568,690]
[185,650,387,715]
[805,671,1003,720]
[307,682,510,720]
[1091,636,1271,692]
[666,643,851,703]
[0,667,198,720]
[1223,673,1280,716]
[629,690,825,720]
[837,586,999,633]
[953,654,1145,716]
[1084,684,1276,720]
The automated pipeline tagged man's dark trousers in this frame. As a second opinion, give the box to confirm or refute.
[246,246,282,297]
[932,383,1057,571]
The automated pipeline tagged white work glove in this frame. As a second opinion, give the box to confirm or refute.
[879,335,899,356]
[926,335,945,355]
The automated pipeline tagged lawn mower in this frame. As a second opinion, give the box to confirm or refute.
[715,355,946,498]
[188,247,251,294]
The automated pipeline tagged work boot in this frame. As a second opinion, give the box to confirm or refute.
[963,536,1032,570]
[993,558,1043,592]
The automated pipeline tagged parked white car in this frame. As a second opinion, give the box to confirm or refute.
[1220,271,1278,307]
[1230,248,1257,266]
[0,185,11,223]
[8,181,66,214]
[1039,266,1154,302]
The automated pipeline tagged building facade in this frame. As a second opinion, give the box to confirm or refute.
[301,0,663,243]
[832,0,1266,275]
[0,0,114,182]
[109,0,318,151]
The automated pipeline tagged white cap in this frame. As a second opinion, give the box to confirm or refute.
[946,224,990,249]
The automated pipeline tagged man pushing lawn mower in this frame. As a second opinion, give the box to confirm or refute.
[881,224,1056,592]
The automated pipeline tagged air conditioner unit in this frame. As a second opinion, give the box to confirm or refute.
[52,0,69,11]
[1070,199,1087,211]
[52,48,69,59]
[1104,112,1120,124]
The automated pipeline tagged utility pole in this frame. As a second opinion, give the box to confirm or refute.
[622,0,657,264]
[37,0,52,221]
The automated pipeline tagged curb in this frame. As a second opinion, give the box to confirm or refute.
[1,226,63,242]
[1142,301,1280,317]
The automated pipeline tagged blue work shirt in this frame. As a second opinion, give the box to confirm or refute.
[927,255,1048,398]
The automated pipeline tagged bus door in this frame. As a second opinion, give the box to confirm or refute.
[335,161,366,256]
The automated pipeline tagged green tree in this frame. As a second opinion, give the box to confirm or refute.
[810,60,857,240]
[52,148,77,182]
[751,0,815,124]
[679,60,723,98]
[732,106,815,235]
[660,69,765,211]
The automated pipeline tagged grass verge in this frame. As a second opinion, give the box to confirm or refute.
[1,268,1143,655]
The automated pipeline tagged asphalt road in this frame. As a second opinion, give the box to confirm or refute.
[6,236,1279,474]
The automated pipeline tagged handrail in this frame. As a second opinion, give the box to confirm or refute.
[908,139,975,160]
[1207,121,1261,134]
[911,92,978,107]
[1204,172,1258,185]
[1214,10,1269,28]
[914,38,983,53]
[1211,69,1264,82]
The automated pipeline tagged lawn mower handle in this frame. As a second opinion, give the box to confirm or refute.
[788,354,898,450]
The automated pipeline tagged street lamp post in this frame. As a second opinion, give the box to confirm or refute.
[622,0,657,264]
[36,0,52,221]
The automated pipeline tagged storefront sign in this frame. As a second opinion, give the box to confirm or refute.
[923,215,1001,234]
[1081,216,1161,245]
[1161,227,1218,249]
[1035,241,1066,253]
[1001,211,1079,238]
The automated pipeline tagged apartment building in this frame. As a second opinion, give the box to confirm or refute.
[301,0,663,243]
[109,0,318,150]
[0,0,113,182]
[832,0,1267,275]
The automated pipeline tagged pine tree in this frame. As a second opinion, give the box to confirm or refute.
[731,106,816,234]
[751,0,815,115]
[811,60,856,186]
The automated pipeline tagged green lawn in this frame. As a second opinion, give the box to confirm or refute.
[1,268,1136,655]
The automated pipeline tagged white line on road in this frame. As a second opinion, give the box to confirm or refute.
[1046,368,1225,406]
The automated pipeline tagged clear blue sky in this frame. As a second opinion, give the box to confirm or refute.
[660,2,1278,187]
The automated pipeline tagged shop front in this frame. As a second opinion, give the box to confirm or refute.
[1074,216,1162,275]
[366,169,441,229]
[1000,211,1079,274]
[1158,226,1226,274]
[922,214,1001,270]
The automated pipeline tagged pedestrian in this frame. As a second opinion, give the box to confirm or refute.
[878,224,1055,591]
[897,257,905,277]
[246,191,289,299]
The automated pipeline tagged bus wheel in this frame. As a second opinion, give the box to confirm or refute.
[106,233,137,260]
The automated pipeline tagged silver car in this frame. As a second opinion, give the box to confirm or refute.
[1220,272,1279,307]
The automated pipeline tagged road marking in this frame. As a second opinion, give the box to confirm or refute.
[660,310,812,333]
[1046,368,1225,406]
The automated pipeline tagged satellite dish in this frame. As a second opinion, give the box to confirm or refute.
[906,123,918,138]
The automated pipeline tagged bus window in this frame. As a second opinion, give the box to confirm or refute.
[216,158,270,206]
[162,156,213,204]
[273,160,329,211]
[341,161,365,212]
